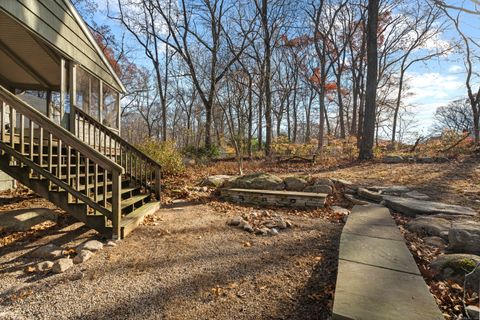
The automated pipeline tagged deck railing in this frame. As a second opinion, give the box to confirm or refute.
[0,85,124,238]
[74,107,161,200]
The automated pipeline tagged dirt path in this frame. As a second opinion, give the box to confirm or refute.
[0,201,341,320]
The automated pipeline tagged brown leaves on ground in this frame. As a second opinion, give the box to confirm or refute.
[393,213,480,319]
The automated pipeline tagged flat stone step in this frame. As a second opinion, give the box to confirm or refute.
[333,205,443,320]
[219,188,327,208]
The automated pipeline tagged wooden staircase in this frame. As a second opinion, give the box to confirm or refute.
[0,85,161,239]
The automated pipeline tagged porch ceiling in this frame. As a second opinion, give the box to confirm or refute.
[0,10,61,91]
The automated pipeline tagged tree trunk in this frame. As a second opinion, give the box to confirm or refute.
[391,68,405,148]
[358,0,379,160]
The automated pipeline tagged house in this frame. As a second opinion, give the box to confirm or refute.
[0,0,161,239]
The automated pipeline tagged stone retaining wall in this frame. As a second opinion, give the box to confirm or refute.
[219,188,327,208]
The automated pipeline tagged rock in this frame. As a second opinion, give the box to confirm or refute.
[73,250,94,264]
[270,228,279,236]
[433,156,449,163]
[275,219,287,229]
[344,194,369,205]
[331,178,354,188]
[35,261,54,272]
[422,236,446,249]
[314,178,334,187]
[357,188,383,202]
[105,240,118,247]
[466,305,480,320]
[224,173,284,190]
[201,175,233,188]
[383,155,404,163]
[331,206,350,215]
[52,258,73,274]
[304,185,333,194]
[406,216,451,240]
[369,185,410,196]
[30,244,63,259]
[76,240,103,253]
[404,191,430,200]
[284,177,308,191]
[227,216,244,226]
[449,221,480,254]
[430,254,480,290]
[382,196,477,217]
[255,227,270,236]
[417,157,434,163]
[242,223,254,233]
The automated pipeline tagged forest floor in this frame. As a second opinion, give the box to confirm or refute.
[0,154,478,319]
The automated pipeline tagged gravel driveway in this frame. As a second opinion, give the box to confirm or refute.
[0,200,341,320]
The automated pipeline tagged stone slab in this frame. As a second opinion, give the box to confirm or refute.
[342,222,404,241]
[333,260,444,320]
[339,233,420,274]
[383,196,477,217]
[345,205,397,227]
[0,208,57,231]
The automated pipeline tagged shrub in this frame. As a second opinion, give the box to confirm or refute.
[183,144,220,161]
[137,139,185,176]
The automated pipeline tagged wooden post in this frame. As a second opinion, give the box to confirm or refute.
[60,58,66,127]
[69,63,77,135]
[99,80,103,124]
[111,170,122,239]
[155,166,161,201]
[116,91,121,134]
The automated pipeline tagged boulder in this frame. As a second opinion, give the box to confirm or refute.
[406,216,451,240]
[430,254,480,291]
[242,223,254,233]
[284,177,308,191]
[224,173,284,190]
[52,258,73,274]
[35,261,54,272]
[73,250,94,264]
[404,191,430,200]
[76,240,103,253]
[201,175,233,188]
[331,178,354,188]
[449,221,480,254]
[304,185,333,194]
[382,196,477,217]
[314,178,334,187]
[383,155,404,163]
[422,236,446,249]
[357,188,383,202]
[30,244,63,259]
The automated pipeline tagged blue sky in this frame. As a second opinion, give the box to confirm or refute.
[91,1,479,137]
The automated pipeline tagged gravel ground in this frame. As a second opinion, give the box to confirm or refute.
[0,200,342,320]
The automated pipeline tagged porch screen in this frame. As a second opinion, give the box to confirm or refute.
[76,67,100,120]
[102,85,118,129]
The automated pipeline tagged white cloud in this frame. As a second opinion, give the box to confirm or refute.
[448,65,464,73]
[405,72,464,102]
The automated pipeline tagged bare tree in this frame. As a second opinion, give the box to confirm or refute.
[358,0,379,160]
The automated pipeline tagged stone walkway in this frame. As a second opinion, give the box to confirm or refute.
[332,205,443,320]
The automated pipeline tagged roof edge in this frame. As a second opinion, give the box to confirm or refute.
[63,0,126,93]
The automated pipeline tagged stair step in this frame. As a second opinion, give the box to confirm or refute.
[121,194,150,210]
[120,201,160,238]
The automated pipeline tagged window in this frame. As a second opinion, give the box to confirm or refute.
[102,84,118,129]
